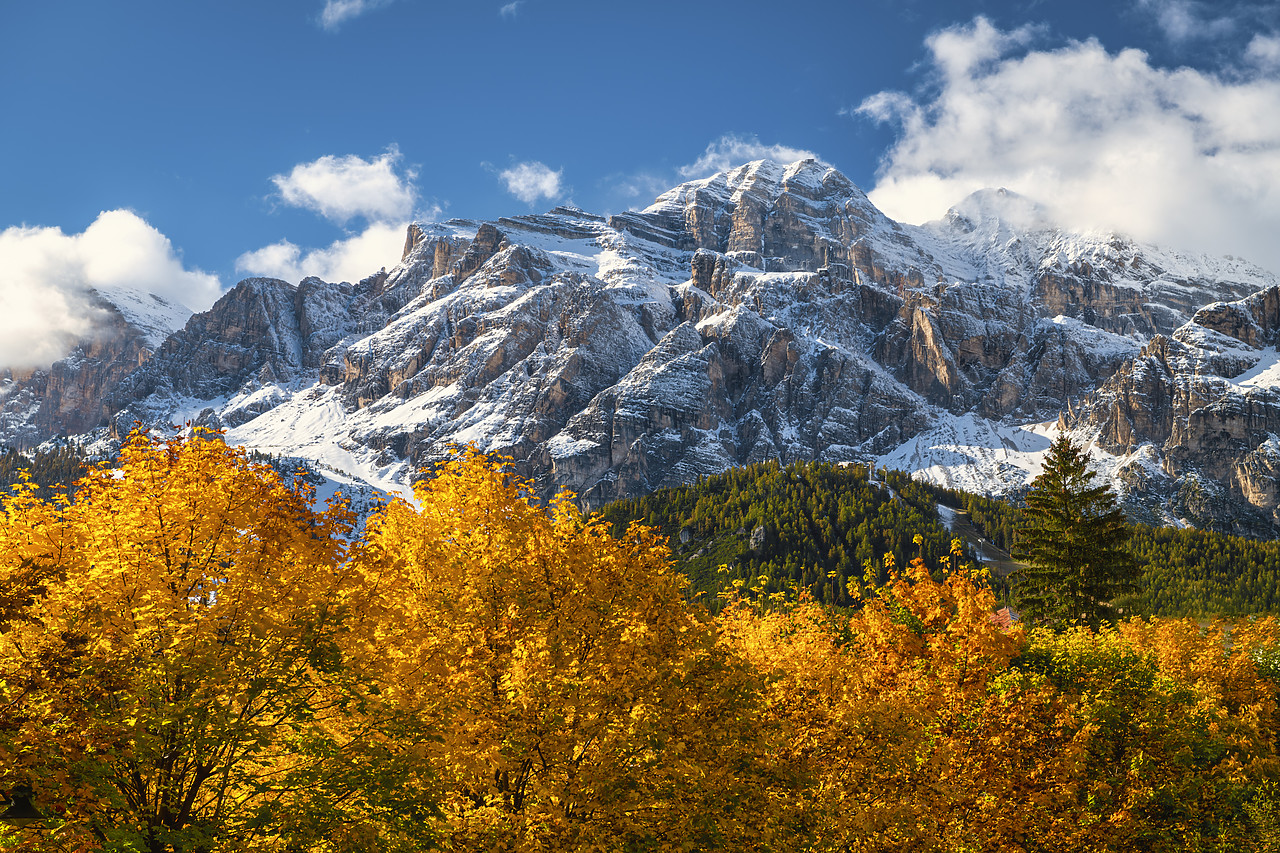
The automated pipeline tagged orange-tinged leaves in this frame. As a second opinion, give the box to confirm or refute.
[351,446,781,851]
[0,429,439,852]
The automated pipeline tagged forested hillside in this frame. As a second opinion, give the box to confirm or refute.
[598,461,971,607]
[0,444,88,500]
[603,461,1280,618]
[947,490,1280,617]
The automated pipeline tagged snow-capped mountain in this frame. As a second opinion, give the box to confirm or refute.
[6,159,1278,532]
[1067,286,1280,534]
[0,286,191,447]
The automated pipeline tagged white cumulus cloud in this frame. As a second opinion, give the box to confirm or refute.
[0,210,221,369]
[499,1,524,19]
[235,222,409,286]
[857,16,1280,273]
[1247,33,1280,71]
[1136,0,1238,44]
[678,134,822,179]
[499,161,563,205]
[271,148,417,225]
[319,0,395,31]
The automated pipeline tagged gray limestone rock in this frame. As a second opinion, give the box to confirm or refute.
[5,160,1279,536]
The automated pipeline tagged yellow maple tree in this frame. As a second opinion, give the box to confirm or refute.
[718,554,1057,852]
[0,430,434,853]
[351,446,781,852]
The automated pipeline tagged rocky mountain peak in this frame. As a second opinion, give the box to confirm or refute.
[644,158,869,223]
[6,160,1280,535]
[940,187,1056,237]
[1068,283,1280,533]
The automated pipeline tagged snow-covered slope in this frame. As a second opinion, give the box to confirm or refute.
[91,285,193,350]
[13,159,1280,532]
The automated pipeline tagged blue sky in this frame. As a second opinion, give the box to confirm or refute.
[3,0,1280,363]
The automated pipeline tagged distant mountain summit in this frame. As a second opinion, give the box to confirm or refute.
[0,287,190,447]
[5,159,1279,533]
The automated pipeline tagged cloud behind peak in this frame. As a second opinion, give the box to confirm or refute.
[858,17,1280,273]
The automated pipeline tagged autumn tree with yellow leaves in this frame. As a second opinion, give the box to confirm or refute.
[6,433,1280,852]
[0,438,782,852]
[0,431,435,853]
[351,446,783,851]
[720,548,1280,852]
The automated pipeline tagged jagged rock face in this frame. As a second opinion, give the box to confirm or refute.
[39,309,151,436]
[1194,288,1280,347]
[1071,285,1280,534]
[107,278,308,434]
[541,307,929,506]
[897,191,1264,421]
[620,160,936,284]
[617,169,1158,423]
[0,289,189,447]
[9,160,1279,530]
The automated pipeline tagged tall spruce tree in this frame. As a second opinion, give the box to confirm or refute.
[1014,434,1137,628]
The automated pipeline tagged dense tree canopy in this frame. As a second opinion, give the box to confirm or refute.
[945,488,1280,618]
[4,436,1280,851]
[599,460,960,606]
[0,431,431,852]
[0,437,781,852]
[352,447,780,850]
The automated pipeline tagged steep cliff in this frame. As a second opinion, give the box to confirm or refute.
[1070,286,1280,534]
[8,159,1278,529]
[0,287,189,447]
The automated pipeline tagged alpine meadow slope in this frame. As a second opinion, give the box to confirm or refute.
[4,159,1279,532]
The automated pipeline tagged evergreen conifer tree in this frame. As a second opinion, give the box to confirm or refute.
[1014,434,1137,628]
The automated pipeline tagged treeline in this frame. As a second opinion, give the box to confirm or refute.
[603,462,1280,619]
[598,460,965,606]
[0,444,88,501]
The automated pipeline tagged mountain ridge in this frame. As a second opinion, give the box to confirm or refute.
[5,158,1279,533]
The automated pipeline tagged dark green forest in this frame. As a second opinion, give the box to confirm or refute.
[0,444,88,501]
[602,460,1280,618]
[947,489,1280,617]
[599,461,987,607]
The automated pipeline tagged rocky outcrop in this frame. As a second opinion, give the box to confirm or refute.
[1070,286,1280,534]
[1193,288,1280,348]
[107,278,305,419]
[9,159,1279,533]
[450,223,504,284]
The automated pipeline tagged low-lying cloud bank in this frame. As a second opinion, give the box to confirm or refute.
[0,210,220,369]
[859,16,1280,273]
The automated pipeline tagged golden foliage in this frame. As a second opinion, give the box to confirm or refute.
[352,446,780,851]
[719,556,1280,852]
[4,438,1280,852]
[0,430,431,852]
